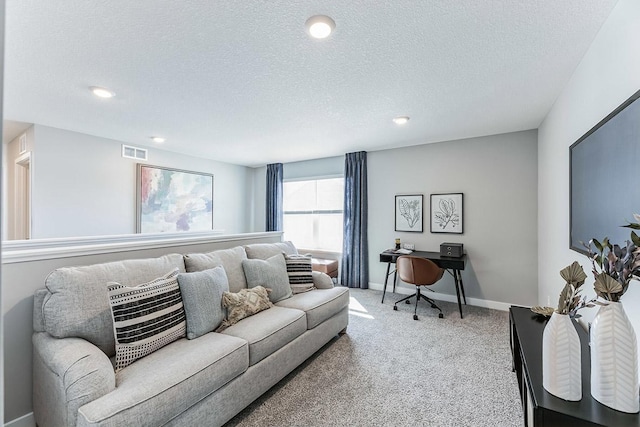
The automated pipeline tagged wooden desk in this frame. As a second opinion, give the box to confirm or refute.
[379,250,467,318]
[510,305,640,426]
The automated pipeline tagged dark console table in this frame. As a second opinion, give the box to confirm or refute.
[509,306,640,426]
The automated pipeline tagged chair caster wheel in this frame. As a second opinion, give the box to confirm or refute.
[406,300,411,304]
[438,313,444,319]
[393,306,398,311]
[413,315,419,320]
[430,304,437,309]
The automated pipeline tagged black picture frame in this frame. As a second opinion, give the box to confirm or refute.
[395,194,423,232]
[430,193,463,234]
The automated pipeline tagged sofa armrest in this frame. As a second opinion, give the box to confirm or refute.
[312,271,334,289]
[33,332,115,427]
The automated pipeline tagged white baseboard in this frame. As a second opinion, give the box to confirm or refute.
[5,412,35,427]
[368,282,511,312]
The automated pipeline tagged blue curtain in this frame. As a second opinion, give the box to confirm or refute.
[341,151,369,288]
[265,163,283,231]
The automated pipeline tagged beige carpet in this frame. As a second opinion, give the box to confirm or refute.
[225,288,523,426]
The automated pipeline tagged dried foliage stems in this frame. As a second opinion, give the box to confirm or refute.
[556,262,592,317]
[582,214,640,303]
[623,213,640,269]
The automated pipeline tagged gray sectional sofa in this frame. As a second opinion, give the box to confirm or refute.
[32,242,349,427]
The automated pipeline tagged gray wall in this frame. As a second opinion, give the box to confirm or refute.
[538,0,640,332]
[2,232,281,423]
[29,125,252,238]
[368,130,538,306]
[283,156,343,180]
[252,132,538,306]
[251,166,266,232]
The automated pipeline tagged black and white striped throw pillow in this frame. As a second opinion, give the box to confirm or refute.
[107,268,186,371]
[284,254,315,294]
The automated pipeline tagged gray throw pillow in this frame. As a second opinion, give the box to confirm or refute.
[177,266,229,339]
[244,241,298,260]
[242,254,292,303]
[183,246,248,292]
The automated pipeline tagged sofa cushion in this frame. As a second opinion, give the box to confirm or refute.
[242,254,292,302]
[222,306,306,366]
[184,246,248,292]
[218,286,273,331]
[284,254,315,294]
[244,241,298,260]
[275,287,350,329]
[177,267,229,339]
[107,269,186,371]
[43,253,185,357]
[77,333,248,427]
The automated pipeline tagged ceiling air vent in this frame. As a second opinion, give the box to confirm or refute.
[122,144,148,161]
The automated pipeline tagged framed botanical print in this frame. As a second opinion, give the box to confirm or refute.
[430,193,463,234]
[395,194,423,232]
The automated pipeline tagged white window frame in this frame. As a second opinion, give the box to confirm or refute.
[283,175,344,253]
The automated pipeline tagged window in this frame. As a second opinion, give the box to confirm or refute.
[283,177,344,252]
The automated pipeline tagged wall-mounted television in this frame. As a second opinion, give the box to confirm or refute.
[570,89,640,254]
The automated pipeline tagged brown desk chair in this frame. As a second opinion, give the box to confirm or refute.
[394,255,445,320]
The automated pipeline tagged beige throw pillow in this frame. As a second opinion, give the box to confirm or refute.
[217,286,273,331]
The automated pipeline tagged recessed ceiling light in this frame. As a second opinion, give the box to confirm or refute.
[305,15,336,39]
[151,136,166,143]
[89,86,115,98]
[393,116,410,125]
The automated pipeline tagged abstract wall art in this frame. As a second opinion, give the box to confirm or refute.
[137,164,213,233]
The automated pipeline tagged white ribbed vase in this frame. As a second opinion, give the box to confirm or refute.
[590,302,639,413]
[542,312,582,401]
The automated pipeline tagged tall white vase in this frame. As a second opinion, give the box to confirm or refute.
[542,312,582,401]
[590,302,640,413]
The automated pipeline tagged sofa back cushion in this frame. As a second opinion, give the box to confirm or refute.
[242,254,292,303]
[183,246,247,293]
[42,254,185,357]
[244,241,298,260]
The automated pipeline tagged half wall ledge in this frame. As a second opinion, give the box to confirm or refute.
[2,231,283,264]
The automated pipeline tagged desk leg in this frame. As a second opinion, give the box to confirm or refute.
[457,270,467,305]
[381,262,391,303]
[392,269,397,293]
[453,269,464,319]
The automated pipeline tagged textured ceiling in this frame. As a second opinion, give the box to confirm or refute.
[5,0,619,167]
